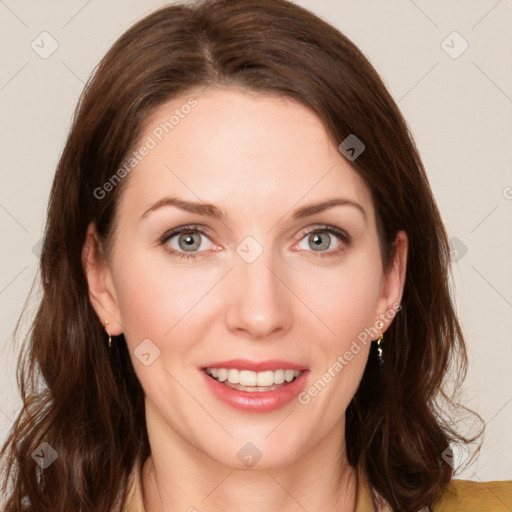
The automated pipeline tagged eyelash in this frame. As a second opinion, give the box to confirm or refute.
[158,224,351,261]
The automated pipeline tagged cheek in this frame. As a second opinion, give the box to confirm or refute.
[294,258,379,420]
[112,265,168,342]
[296,254,383,344]
[110,252,218,400]
[111,244,220,344]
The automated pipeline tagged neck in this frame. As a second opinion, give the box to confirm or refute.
[141,419,358,512]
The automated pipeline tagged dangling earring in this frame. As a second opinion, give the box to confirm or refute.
[376,335,383,366]
[376,321,384,367]
[105,320,112,348]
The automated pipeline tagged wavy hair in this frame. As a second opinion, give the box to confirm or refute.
[1,0,482,510]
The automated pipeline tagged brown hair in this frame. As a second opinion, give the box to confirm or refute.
[1,0,482,510]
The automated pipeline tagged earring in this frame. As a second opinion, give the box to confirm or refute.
[105,320,112,348]
[376,321,384,367]
[376,336,383,366]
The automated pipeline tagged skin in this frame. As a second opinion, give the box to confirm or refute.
[83,87,407,512]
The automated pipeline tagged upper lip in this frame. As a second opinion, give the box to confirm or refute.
[202,359,308,372]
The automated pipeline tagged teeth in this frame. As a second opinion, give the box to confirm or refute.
[240,370,257,386]
[285,369,296,382]
[205,367,302,387]
[256,370,273,387]
[227,369,239,384]
[273,369,285,384]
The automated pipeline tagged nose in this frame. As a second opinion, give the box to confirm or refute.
[224,246,293,340]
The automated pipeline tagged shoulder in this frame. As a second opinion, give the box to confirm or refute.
[432,479,512,512]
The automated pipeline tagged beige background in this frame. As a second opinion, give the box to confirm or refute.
[1,0,511,482]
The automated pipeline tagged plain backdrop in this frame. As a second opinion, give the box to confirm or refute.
[1,0,511,482]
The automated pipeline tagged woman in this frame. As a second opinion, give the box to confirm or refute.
[1,0,510,510]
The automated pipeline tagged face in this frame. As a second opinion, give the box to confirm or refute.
[84,87,406,470]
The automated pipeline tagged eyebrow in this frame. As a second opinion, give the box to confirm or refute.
[140,196,366,222]
[292,198,366,221]
[140,196,225,220]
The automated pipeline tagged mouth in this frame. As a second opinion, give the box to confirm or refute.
[200,360,309,412]
[203,367,303,392]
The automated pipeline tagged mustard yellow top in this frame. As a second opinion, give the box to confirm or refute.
[122,455,512,512]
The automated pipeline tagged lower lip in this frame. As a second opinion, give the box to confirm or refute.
[202,370,309,413]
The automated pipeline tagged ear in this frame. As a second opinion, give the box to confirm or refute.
[374,230,408,335]
[81,222,124,336]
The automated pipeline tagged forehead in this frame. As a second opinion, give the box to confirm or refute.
[118,87,374,223]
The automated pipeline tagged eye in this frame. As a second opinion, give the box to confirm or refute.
[159,225,216,260]
[159,224,350,261]
[295,225,350,256]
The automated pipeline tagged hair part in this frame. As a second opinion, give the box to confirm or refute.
[1,1,482,510]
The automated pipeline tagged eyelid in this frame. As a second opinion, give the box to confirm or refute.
[159,223,351,259]
[158,224,212,244]
[159,224,218,257]
[299,224,349,240]
[292,224,351,254]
